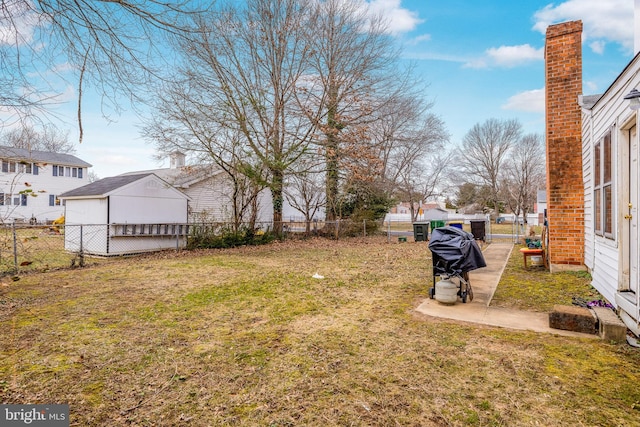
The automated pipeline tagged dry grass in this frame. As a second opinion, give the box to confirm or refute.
[1,237,639,426]
[491,243,598,312]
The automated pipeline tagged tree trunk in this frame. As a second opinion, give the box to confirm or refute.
[271,170,284,236]
[325,78,340,223]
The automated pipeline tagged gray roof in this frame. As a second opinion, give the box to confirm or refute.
[120,164,222,188]
[59,173,153,198]
[579,94,602,110]
[0,146,92,168]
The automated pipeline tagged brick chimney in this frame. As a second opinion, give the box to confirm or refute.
[544,21,584,271]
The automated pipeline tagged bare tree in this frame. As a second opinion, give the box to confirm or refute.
[145,0,319,234]
[284,159,326,233]
[501,133,546,226]
[0,124,75,154]
[458,118,522,218]
[144,85,266,230]
[0,0,203,134]
[375,95,450,220]
[304,0,404,222]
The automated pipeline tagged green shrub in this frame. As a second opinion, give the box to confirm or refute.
[187,224,276,249]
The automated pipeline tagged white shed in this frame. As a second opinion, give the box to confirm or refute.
[59,173,190,256]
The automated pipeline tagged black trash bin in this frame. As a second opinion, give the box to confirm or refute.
[470,220,486,241]
[412,222,429,241]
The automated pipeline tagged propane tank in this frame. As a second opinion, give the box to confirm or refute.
[435,278,458,305]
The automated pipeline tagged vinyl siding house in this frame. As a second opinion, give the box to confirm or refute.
[546,20,640,335]
[121,152,274,224]
[59,173,190,256]
[0,146,91,223]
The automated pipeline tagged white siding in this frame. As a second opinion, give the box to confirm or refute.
[63,174,189,256]
[108,235,186,254]
[583,54,640,323]
[590,239,619,304]
[183,176,273,223]
[0,163,89,222]
[582,109,595,270]
[109,176,188,224]
[65,198,108,224]
[64,199,109,253]
[110,195,187,223]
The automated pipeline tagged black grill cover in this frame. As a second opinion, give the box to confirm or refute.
[428,226,487,276]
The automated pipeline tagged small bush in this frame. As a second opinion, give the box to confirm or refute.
[187,224,276,249]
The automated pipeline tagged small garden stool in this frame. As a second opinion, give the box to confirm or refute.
[519,247,544,269]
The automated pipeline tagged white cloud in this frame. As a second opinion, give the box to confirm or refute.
[408,33,431,45]
[584,80,598,93]
[589,40,606,54]
[532,0,633,54]
[486,44,544,67]
[502,88,545,113]
[363,0,423,34]
[0,1,41,46]
[464,44,543,69]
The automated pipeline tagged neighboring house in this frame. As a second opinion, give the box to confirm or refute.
[59,173,190,256]
[121,152,274,224]
[545,20,640,335]
[0,146,91,223]
[388,201,447,219]
[423,207,449,221]
[535,190,547,225]
[535,190,546,216]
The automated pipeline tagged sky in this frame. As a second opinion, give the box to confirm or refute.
[47,0,639,178]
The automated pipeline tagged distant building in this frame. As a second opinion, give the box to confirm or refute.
[0,146,91,223]
[59,173,189,256]
[121,151,273,223]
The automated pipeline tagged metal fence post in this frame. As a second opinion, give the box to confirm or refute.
[12,221,17,272]
[79,225,85,267]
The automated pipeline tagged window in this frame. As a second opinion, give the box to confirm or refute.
[20,194,27,206]
[65,167,70,177]
[33,164,38,175]
[9,162,15,173]
[0,193,4,206]
[72,167,77,178]
[78,168,83,179]
[49,195,61,206]
[1,160,7,173]
[52,165,58,176]
[25,163,31,174]
[594,131,613,237]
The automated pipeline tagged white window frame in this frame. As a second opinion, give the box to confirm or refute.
[594,130,614,239]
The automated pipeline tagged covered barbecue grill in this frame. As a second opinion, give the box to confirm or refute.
[428,226,487,303]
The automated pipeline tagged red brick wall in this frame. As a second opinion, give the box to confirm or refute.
[545,21,585,266]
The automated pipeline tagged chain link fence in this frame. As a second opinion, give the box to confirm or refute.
[0,219,531,277]
[0,223,82,277]
[0,220,391,277]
